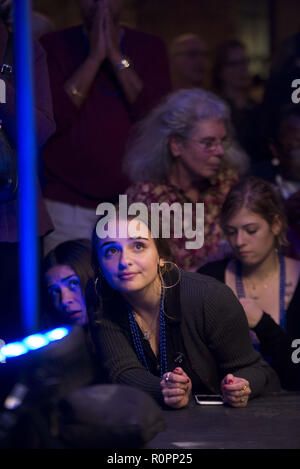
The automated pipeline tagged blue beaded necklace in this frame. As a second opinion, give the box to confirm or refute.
[127,281,168,378]
[235,252,286,329]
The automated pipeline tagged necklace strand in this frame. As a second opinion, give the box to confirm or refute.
[127,281,168,378]
[133,311,158,342]
[235,252,286,329]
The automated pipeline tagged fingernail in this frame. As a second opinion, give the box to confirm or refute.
[227,379,233,384]
[186,378,190,383]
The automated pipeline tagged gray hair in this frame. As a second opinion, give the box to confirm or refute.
[123,88,249,181]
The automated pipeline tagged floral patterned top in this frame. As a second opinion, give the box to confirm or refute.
[126,167,238,271]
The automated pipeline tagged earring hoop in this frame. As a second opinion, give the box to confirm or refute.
[94,276,100,294]
[159,260,181,289]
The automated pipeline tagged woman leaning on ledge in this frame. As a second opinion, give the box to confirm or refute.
[198,177,300,391]
[86,207,280,410]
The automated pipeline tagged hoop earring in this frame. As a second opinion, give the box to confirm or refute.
[94,272,116,301]
[158,260,181,289]
[94,276,100,295]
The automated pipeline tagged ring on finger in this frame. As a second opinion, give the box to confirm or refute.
[165,372,170,383]
[242,385,247,391]
[240,397,246,402]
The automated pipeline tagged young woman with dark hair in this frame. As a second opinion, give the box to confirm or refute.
[43,239,93,327]
[87,208,280,409]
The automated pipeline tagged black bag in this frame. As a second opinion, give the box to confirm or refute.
[0,31,18,203]
[56,384,166,449]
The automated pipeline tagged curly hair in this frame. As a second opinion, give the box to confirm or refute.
[123,88,249,181]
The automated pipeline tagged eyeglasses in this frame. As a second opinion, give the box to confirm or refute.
[188,137,231,152]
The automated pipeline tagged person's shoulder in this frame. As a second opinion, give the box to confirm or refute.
[197,258,231,279]
[124,26,166,47]
[219,165,239,183]
[40,24,83,49]
[179,270,237,315]
[180,270,226,290]
[210,165,238,192]
[285,256,300,280]
[126,180,153,191]
[33,35,46,59]
[126,180,170,201]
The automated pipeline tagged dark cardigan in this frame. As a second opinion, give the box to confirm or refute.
[92,270,280,406]
[198,258,300,391]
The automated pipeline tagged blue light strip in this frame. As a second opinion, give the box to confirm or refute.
[0,327,71,358]
[14,0,39,334]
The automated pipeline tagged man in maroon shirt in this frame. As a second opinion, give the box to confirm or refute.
[41,0,171,253]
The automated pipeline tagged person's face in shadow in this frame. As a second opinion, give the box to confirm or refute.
[77,0,124,28]
[223,207,281,267]
[220,45,250,91]
[169,119,228,184]
[45,264,88,326]
[269,115,300,182]
[171,37,208,88]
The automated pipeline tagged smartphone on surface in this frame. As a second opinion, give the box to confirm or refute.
[194,394,224,405]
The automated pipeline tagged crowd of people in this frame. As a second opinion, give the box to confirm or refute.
[1,0,300,413]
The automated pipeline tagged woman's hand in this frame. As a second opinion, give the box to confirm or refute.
[239,297,263,328]
[221,374,251,407]
[103,0,122,63]
[87,0,107,65]
[160,367,192,409]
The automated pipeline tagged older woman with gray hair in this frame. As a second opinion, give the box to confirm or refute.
[124,88,249,271]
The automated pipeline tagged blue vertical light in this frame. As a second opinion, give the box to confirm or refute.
[14,0,39,334]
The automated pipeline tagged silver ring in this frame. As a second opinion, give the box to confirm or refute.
[240,397,245,402]
[165,372,170,383]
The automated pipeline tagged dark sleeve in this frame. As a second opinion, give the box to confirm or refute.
[126,33,172,121]
[253,312,300,390]
[0,38,56,149]
[94,318,165,406]
[40,32,81,133]
[202,281,281,397]
[32,40,56,148]
[197,259,228,283]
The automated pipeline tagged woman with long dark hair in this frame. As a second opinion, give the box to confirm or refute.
[42,239,93,327]
[87,207,280,409]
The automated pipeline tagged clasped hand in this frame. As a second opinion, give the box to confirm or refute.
[87,0,121,65]
[161,370,251,409]
[221,373,251,407]
[160,367,192,409]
